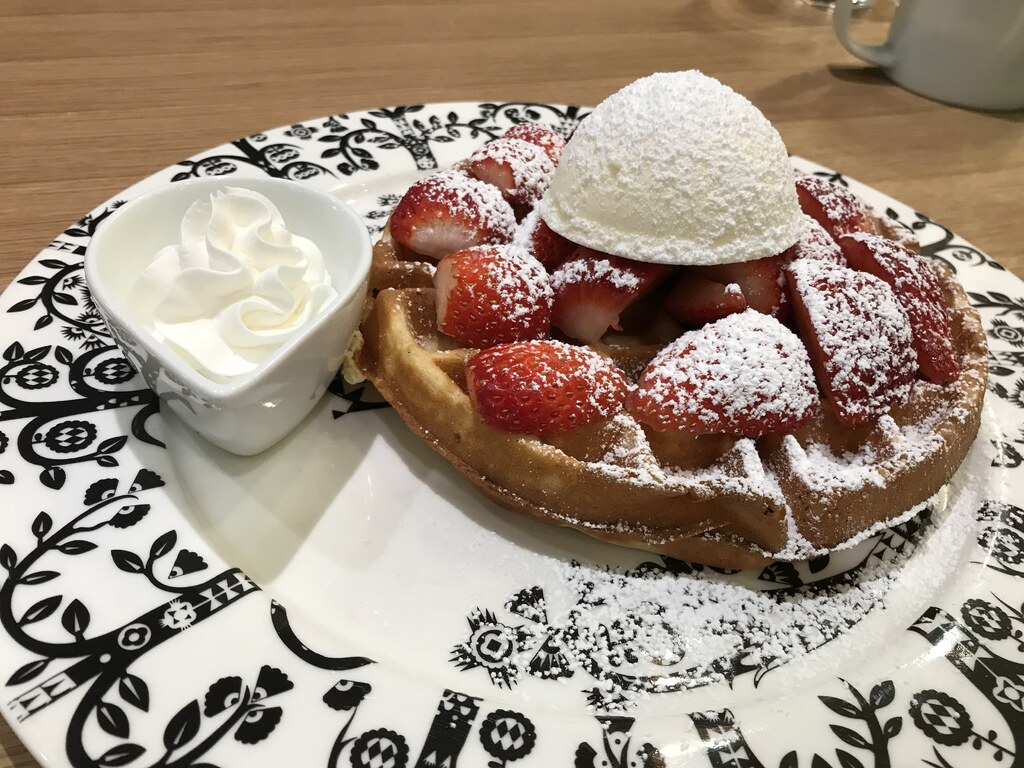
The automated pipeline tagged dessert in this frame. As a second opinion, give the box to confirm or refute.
[353,71,987,569]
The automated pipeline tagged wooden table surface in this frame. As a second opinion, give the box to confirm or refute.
[1,1,1022,765]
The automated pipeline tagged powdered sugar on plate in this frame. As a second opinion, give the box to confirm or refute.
[509,413,994,710]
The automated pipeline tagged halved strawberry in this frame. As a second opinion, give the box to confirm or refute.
[503,123,566,164]
[434,245,552,347]
[691,253,791,320]
[466,340,630,435]
[390,169,516,259]
[785,260,916,427]
[795,176,877,242]
[838,232,959,383]
[514,208,577,271]
[782,214,846,267]
[664,272,748,326]
[628,310,818,437]
[468,138,555,207]
[551,249,673,343]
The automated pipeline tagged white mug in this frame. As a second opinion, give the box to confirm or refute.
[833,0,1024,111]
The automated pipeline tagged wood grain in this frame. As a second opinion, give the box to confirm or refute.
[0,1,1021,765]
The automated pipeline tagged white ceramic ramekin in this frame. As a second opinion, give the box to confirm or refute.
[85,177,371,455]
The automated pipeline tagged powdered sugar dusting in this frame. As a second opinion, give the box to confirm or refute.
[844,232,957,379]
[551,257,642,293]
[548,557,896,695]
[576,383,985,565]
[598,412,661,470]
[783,436,885,495]
[515,422,990,707]
[789,213,845,265]
[512,207,543,253]
[886,220,921,250]
[503,122,566,163]
[541,71,803,266]
[470,138,555,206]
[435,244,552,346]
[416,169,517,241]
[788,260,916,421]
[846,232,938,295]
[485,246,553,326]
[543,343,629,419]
[632,310,818,435]
[467,340,631,433]
[512,254,552,323]
[797,175,871,235]
[576,414,788,511]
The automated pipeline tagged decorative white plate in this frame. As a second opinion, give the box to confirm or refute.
[2,102,1023,768]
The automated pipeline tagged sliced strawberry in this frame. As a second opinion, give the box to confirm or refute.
[689,216,843,321]
[466,340,630,435]
[551,248,673,343]
[514,208,577,271]
[628,310,818,437]
[434,245,552,347]
[782,214,846,267]
[468,138,555,207]
[691,253,791,320]
[390,169,516,260]
[838,232,959,383]
[795,176,877,242]
[503,123,566,164]
[785,260,916,427]
[664,272,748,326]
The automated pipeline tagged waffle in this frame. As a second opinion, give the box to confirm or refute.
[353,224,988,569]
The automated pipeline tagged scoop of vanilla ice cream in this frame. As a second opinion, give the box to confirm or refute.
[540,71,803,266]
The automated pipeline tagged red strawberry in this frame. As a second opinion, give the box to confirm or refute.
[468,138,555,207]
[628,311,818,437]
[514,209,577,271]
[434,245,552,347]
[390,170,516,260]
[467,340,630,435]
[691,253,791,320]
[785,260,916,427]
[796,176,877,242]
[503,123,566,164]
[664,272,748,326]
[782,214,846,267]
[838,232,959,383]
[551,249,672,343]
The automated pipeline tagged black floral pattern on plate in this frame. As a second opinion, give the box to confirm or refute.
[0,103,1020,767]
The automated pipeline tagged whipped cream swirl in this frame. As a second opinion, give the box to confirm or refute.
[129,187,338,383]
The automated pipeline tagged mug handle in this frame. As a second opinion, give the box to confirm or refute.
[833,0,896,69]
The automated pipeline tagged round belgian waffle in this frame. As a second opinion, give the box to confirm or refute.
[352,223,988,570]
